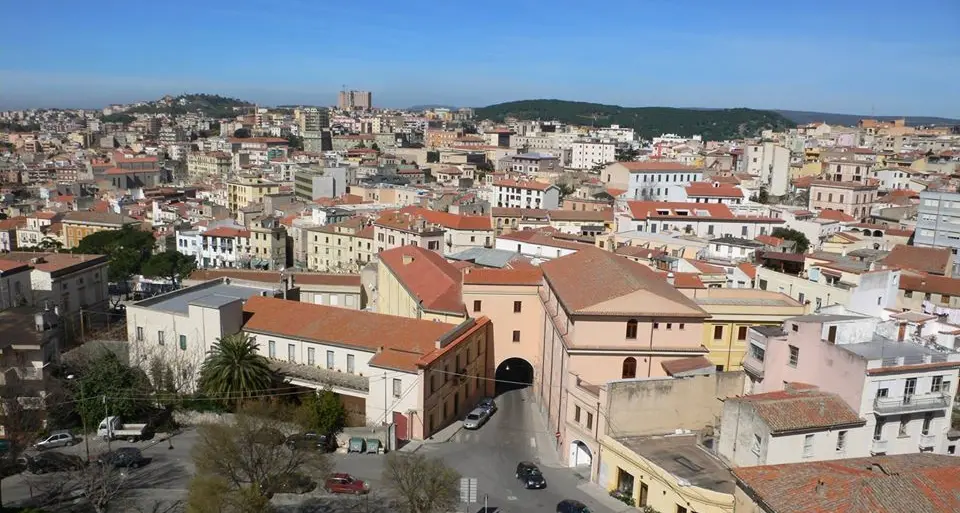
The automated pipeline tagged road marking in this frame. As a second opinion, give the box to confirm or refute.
[507,496,518,501]
[529,436,537,448]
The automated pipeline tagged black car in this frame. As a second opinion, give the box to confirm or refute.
[557,499,590,513]
[98,447,147,468]
[285,432,337,452]
[263,472,317,497]
[25,452,85,474]
[478,397,497,414]
[516,461,547,489]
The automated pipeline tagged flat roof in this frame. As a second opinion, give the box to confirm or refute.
[695,297,798,307]
[133,280,275,315]
[784,314,867,323]
[614,434,734,494]
[841,338,942,361]
[446,247,519,268]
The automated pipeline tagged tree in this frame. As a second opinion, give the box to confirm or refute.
[0,381,47,507]
[142,251,197,286]
[198,333,274,408]
[186,474,270,513]
[190,403,329,504]
[771,227,811,254]
[233,128,252,139]
[294,389,346,436]
[74,226,156,282]
[284,134,304,151]
[750,186,769,204]
[66,351,154,434]
[382,453,460,513]
[371,142,380,152]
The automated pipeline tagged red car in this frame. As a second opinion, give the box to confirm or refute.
[324,473,370,494]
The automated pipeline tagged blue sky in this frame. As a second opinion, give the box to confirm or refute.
[2,0,958,116]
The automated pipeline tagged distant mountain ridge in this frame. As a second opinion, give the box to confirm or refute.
[474,99,795,140]
[774,110,960,127]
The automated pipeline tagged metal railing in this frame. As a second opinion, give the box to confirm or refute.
[741,356,765,379]
[873,393,949,415]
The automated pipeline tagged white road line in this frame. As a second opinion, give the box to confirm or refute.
[507,496,518,501]
[529,436,537,448]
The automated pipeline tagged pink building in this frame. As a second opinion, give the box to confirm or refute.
[537,248,710,473]
[744,311,960,456]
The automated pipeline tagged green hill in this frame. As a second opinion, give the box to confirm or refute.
[474,99,796,140]
[127,93,253,119]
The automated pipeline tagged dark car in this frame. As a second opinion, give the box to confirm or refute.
[263,472,317,496]
[516,461,546,489]
[25,452,85,474]
[478,397,497,414]
[251,428,286,446]
[557,499,591,513]
[98,447,147,469]
[285,432,337,452]
[324,473,369,494]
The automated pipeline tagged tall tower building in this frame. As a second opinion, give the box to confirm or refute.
[338,90,372,111]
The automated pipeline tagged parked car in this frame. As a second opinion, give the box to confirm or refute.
[516,461,546,489]
[97,416,148,442]
[25,452,85,474]
[98,447,147,469]
[263,472,316,496]
[557,499,591,513]
[285,432,337,452]
[35,431,78,451]
[324,473,369,494]
[252,428,286,446]
[463,408,491,430]
[478,397,497,414]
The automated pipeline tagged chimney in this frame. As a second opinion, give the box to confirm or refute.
[818,400,825,417]
[814,479,826,498]
[402,254,414,265]
[666,272,675,286]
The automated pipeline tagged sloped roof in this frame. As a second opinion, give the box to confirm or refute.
[882,245,952,275]
[379,245,464,315]
[733,387,864,434]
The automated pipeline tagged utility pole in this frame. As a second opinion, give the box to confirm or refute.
[103,395,111,452]
[383,371,388,425]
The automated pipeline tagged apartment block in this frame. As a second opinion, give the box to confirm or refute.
[808,180,879,221]
[305,218,375,272]
[492,179,561,210]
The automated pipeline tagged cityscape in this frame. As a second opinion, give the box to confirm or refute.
[2,2,960,513]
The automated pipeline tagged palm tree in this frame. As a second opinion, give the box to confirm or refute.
[198,333,274,409]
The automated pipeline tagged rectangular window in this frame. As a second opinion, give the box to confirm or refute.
[268,340,276,358]
[874,421,884,441]
[512,330,521,342]
[752,434,761,455]
[677,506,688,513]
[307,347,315,366]
[586,412,593,429]
[393,378,402,398]
[713,325,723,340]
[288,344,296,363]
[326,350,334,369]
[737,326,748,341]
[136,326,144,342]
[574,405,581,422]
[899,415,910,437]
[347,354,355,374]
[836,430,847,452]
[513,301,522,313]
[158,331,165,345]
[473,300,482,312]
[803,434,814,458]
[179,335,186,351]
[922,412,933,435]
[932,375,945,393]
[789,345,799,367]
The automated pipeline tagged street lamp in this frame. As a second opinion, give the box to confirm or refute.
[66,374,90,462]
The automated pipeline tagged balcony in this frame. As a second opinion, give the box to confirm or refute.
[741,356,765,379]
[919,434,937,449]
[870,439,888,455]
[873,392,950,415]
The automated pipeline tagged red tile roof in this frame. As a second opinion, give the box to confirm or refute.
[188,269,360,287]
[882,244,952,275]
[661,356,714,375]
[684,182,744,198]
[619,161,700,171]
[733,453,960,513]
[378,246,465,315]
[625,201,733,220]
[815,209,856,222]
[399,206,492,231]
[755,234,785,247]
[202,227,250,238]
[733,387,864,434]
[462,268,543,286]
[687,260,725,274]
[493,179,554,191]
[737,262,757,279]
[899,272,960,297]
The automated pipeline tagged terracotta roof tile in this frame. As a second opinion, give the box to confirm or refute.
[816,209,856,222]
[733,453,960,513]
[399,206,492,231]
[202,227,250,238]
[755,234,785,247]
[687,260,725,274]
[188,269,360,287]
[541,248,708,318]
[882,245,952,275]
[684,182,744,198]
[661,356,714,375]
[493,179,554,191]
[737,262,757,279]
[619,161,701,171]
[378,246,464,315]
[733,387,864,434]
[462,268,543,286]
[899,273,960,297]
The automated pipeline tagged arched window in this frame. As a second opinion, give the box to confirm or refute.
[622,357,637,379]
[625,319,638,339]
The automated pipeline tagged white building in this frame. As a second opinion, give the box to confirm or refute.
[742,142,791,196]
[492,179,561,210]
[0,252,110,317]
[870,168,914,191]
[615,201,784,239]
[570,141,615,170]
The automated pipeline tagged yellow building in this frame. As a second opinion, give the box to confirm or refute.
[600,434,734,513]
[227,175,280,214]
[187,151,232,179]
[375,245,465,323]
[61,211,140,249]
[306,218,375,272]
[693,288,806,371]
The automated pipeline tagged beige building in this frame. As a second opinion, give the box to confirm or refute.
[61,211,140,249]
[306,218,375,272]
[373,211,445,254]
[375,245,465,323]
[808,180,879,221]
[399,207,493,254]
[227,175,281,214]
[247,218,287,270]
[186,269,364,310]
[187,151,232,179]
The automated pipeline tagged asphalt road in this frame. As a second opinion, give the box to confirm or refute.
[418,388,616,513]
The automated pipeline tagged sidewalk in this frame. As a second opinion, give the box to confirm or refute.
[398,418,463,453]
[576,480,635,513]
[522,388,563,468]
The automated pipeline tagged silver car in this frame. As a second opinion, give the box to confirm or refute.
[35,430,77,451]
[463,408,491,430]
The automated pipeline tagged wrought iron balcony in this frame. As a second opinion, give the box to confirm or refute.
[873,393,950,415]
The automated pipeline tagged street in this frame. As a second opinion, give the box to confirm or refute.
[1,388,619,513]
